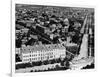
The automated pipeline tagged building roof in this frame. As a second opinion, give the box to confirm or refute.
[21,44,65,54]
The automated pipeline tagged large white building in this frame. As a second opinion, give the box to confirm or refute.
[20,44,66,63]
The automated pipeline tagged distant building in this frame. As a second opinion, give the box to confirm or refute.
[30,34,38,40]
[20,44,66,63]
[21,28,29,33]
[36,24,46,33]
[44,28,51,34]
[16,30,21,34]
[16,48,21,54]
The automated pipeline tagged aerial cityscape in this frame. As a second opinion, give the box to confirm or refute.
[15,4,94,73]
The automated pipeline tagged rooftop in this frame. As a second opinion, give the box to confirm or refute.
[21,44,66,54]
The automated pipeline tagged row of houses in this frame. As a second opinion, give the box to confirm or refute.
[18,44,66,63]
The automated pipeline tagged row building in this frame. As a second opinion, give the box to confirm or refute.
[20,44,66,63]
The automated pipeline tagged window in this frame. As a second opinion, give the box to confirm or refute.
[38,57,40,60]
[41,54,42,56]
[50,56,52,58]
[32,58,34,60]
